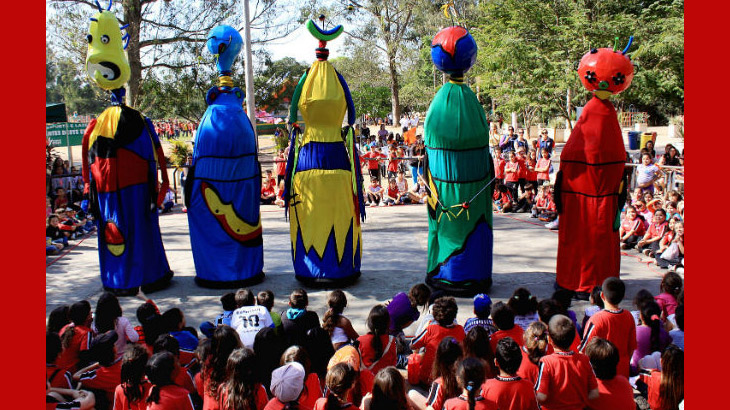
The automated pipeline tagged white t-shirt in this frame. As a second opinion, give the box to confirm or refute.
[230,305,274,348]
[514,312,540,330]
[410,117,418,128]
[636,164,659,185]
[400,117,409,128]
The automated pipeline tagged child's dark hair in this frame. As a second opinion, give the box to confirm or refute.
[91,331,118,367]
[633,289,654,311]
[61,300,91,349]
[408,283,431,310]
[223,348,258,410]
[675,304,684,332]
[660,272,683,300]
[523,322,548,366]
[136,301,159,325]
[146,352,176,404]
[153,333,180,357]
[256,290,274,311]
[221,292,237,311]
[324,362,357,410]
[640,300,663,353]
[491,302,515,331]
[47,331,63,364]
[601,277,626,306]
[94,292,122,333]
[366,304,390,362]
[590,286,604,309]
[162,308,184,333]
[495,337,522,375]
[205,325,242,398]
[585,337,618,380]
[47,305,70,334]
[323,290,348,337]
[537,299,561,324]
[463,326,497,377]
[551,289,573,315]
[432,337,463,400]
[121,344,150,404]
[659,345,684,410]
[547,314,575,350]
[457,357,486,410]
[254,327,285,391]
[281,345,312,373]
[235,288,255,307]
[289,288,309,309]
[370,366,409,410]
[432,296,458,326]
[507,288,537,316]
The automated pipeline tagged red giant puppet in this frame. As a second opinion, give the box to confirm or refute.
[555,38,634,299]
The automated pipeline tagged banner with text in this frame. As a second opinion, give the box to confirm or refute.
[46,123,88,147]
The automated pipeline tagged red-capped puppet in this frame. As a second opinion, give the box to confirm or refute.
[555,37,634,299]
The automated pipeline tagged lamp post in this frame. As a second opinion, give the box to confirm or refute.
[242,0,258,149]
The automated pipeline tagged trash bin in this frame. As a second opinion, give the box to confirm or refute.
[628,131,640,150]
[640,133,653,149]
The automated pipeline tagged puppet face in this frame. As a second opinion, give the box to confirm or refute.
[431,26,477,77]
[577,47,634,99]
[86,11,130,90]
[206,25,243,74]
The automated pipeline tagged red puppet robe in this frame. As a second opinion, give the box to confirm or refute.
[555,96,626,293]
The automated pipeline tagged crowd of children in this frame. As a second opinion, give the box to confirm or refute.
[153,120,197,140]
[47,275,684,410]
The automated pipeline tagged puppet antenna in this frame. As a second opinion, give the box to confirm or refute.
[622,36,634,55]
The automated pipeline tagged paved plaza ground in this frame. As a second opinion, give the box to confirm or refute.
[46,202,667,336]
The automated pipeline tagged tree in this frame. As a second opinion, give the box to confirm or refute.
[46,49,108,114]
[254,56,308,114]
[48,0,298,108]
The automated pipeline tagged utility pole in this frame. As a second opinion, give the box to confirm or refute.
[242,0,258,148]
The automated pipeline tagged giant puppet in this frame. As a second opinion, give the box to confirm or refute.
[424,26,494,294]
[555,38,634,298]
[185,26,264,288]
[284,16,365,286]
[81,1,172,295]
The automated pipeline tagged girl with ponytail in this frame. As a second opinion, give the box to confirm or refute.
[655,272,682,318]
[357,305,396,374]
[145,351,194,410]
[57,300,93,372]
[220,348,269,410]
[314,362,358,410]
[113,344,150,410]
[517,321,548,384]
[322,290,359,350]
[407,337,462,410]
[444,357,493,410]
[632,300,671,373]
[640,345,683,410]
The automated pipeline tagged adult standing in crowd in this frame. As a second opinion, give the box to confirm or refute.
[400,114,410,132]
[499,126,518,154]
[409,140,425,186]
[377,124,388,144]
[539,128,555,156]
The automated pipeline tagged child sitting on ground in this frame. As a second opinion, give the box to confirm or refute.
[383,178,402,206]
[507,288,539,331]
[517,322,548,385]
[279,346,322,410]
[619,205,646,249]
[637,209,668,258]
[367,177,384,206]
[258,290,282,333]
[387,283,431,368]
[161,308,198,367]
[357,305,397,375]
[443,357,495,410]
[410,297,465,386]
[464,293,497,335]
[200,292,237,338]
[322,289,359,350]
[581,287,604,336]
[584,338,635,410]
[536,315,599,409]
[408,337,463,410]
[396,170,410,203]
[493,184,513,213]
[265,362,306,410]
[483,337,538,410]
[639,345,683,410]
[531,185,550,218]
[314,363,358,410]
[490,302,525,353]
[579,277,637,378]
[655,272,682,319]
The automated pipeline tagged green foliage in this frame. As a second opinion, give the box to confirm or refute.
[273,127,290,150]
[46,50,107,115]
[351,84,392,118]
[168,141,191,168]
[254,57,308,114]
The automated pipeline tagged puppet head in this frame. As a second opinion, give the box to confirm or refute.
[431,26,477,79]
[306,15,344,61]
[207,25,243,76]
[85,1,130,91]
[578,37,634,100]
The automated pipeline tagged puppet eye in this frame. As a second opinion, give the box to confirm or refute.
[86,34,93,43]
[612,72,626,85]
[584,71,597,83]
[101,35,110,44]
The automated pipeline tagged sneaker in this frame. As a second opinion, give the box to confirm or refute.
[668,265,676,272]
[380,202,387,206]
[642,249,652,256]
[545,219,559,230]
[370,203,378,207]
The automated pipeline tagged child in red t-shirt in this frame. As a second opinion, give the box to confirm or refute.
[493,147,506,185]
[526,150,538,189]
[218,348,269,410]
[383,178,402,206]
[584,338,635,410]
[57,301,93,373]
[482,338,539,410]
[152,334,197,394]
[261,178,277,205]
[531,185,550,219]
[145,352,195,410]
[504,152,520,200]
[535,148,552,187]
[314,363,359,410]
[516,322,548,385]
[489,302,525,354]
[265,362,306,410]
[494,184,513,213]
[579,277,637,379]
[358,305,397,374]
[113,344,151,410]
[407,337,463,410]
[639,346,683,410]
[637,209,668,258]
[619,205,646,249]
[516,149,528,195]
[360,367,414,410]
[536,315,599,410]
[444,358,496,410]
[75,332,123,406]
[410,297,465,386]
[47,331,74,390]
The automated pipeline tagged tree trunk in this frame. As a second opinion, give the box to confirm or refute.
[123,0,142,107]
[388,55,400,125]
